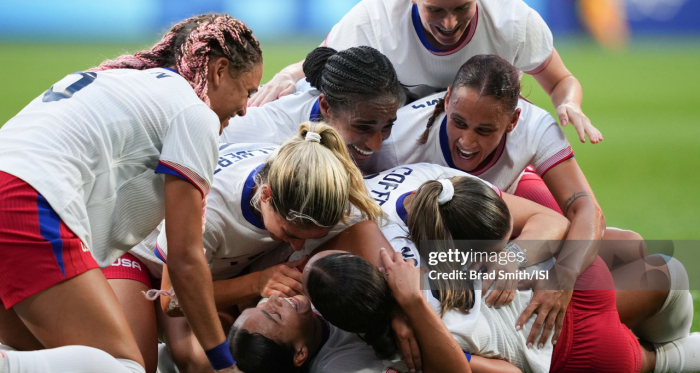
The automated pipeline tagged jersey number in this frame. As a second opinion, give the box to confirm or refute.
[42,72,97,102]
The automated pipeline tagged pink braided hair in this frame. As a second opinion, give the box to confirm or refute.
[89,14,261,107]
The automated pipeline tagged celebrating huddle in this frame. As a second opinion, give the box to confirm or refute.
[0,1,697,373]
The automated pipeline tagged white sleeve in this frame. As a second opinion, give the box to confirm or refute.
[220,99,297,145]
[157,105,219,196]
[531,117,573,177]
[322,0,380,51]
[516,8,554,74]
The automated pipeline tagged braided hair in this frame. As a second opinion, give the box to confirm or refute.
[418,54,520,144]
[302,46,403,112]
[89,14,262,106]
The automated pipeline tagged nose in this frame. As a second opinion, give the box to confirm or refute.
[367,131,384,152]
[443,14,458,30]
[460,130,477,148]
[236,106,248,117]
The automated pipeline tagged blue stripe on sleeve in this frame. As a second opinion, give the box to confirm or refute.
[37,194,65,276]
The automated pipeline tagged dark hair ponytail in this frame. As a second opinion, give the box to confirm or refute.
[302,46,403,112]
[408,177,511,315]
[419,55,519,145]
[228,326,300,373]
[306,253,398,359]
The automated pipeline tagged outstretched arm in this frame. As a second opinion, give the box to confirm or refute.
[532,48,602,144]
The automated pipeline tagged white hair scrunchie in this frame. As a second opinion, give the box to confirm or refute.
[437,179,454,205]
[305,131,322,143]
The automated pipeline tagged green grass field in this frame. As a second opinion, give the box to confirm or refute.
[1,39,699,332]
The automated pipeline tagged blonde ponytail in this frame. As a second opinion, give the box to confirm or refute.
[256,121,382,229]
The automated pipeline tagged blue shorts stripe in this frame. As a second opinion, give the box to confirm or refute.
[36,194,65,276]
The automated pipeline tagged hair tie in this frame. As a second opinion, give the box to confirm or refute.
[437,179,454,205]
[305,131,322,143]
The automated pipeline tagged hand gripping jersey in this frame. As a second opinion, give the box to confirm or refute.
[0,68,219,267]
[323,0,553,99]
[370,91,573,193]
[361,163,555,373]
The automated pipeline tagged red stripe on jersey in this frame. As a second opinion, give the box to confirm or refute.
[525,52,554,75]
[536,146,574,176]
[158,160,210,197]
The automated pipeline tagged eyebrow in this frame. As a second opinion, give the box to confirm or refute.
[451,113,497,128]
[261,310,279,324]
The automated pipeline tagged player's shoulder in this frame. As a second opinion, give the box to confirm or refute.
[479,0,536,33]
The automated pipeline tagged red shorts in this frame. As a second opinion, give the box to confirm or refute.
[0,171,99,309]
[514,166,563,215]
[551,257,642,372]
[102,252,152,288]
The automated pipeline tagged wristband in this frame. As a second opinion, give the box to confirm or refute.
[504,242,528,268]
[205,340,236,370]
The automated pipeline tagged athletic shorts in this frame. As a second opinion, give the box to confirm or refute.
[0,171,99,309]
[102,252,152,288]
[513,166,563,215]
[551,256,642,372]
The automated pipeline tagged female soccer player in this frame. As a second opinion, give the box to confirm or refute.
[225,162,572,373]
[0,14,261,373]
[369,54,648,316]
[221,46,402,170]
[119,122,383,373]
[302,171,697,373]
[251,0,601,144]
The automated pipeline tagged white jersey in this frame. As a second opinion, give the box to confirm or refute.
[220,90,320,145]
[370,92,573,192]
[0,68,219,267]
[323,0,553,99]
[220,89,385,173]
[322,163,554,373]
[154,143,288,280]
[152,142,350,280]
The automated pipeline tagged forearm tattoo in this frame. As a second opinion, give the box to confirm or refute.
[564,191,590,216]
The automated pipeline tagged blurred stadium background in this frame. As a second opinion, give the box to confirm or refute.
[1,0,699,331]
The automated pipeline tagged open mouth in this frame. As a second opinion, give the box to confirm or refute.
[457,146,478,161]
[350,144,373,157]
[436,25,459,36]
[284,297,299,312]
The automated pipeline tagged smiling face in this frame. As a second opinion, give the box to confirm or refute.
[320,95,399,167]
[206,59,263,135]
[413,0,477,48]
[234,294,316,366]
[258,185,332,251]
[445,87,520,172]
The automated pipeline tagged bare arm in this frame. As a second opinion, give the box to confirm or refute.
[163,176,225,350]
[381,248,471,373]
[514,158,605,347]
[532,48,602,144]
[469,356,522,373]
